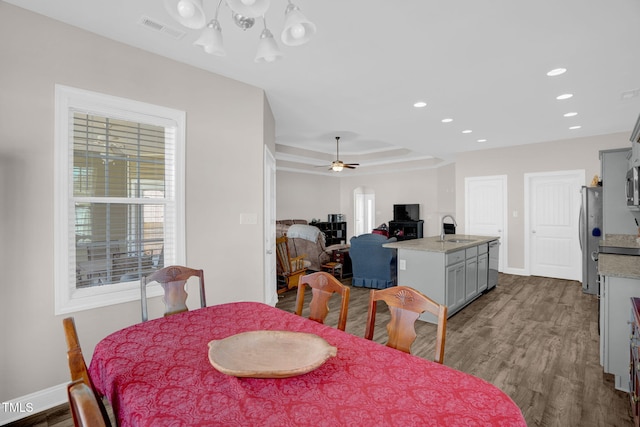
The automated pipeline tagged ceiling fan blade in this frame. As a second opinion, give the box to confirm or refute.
[344,163,359,166]
[344,165,357,169]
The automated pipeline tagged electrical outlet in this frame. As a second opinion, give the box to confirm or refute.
[399,259,406,270]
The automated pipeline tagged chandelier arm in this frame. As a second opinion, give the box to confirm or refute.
[214,0,224,19]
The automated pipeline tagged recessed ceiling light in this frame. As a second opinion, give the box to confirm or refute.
[547,68,567,77]
[462,130,472,134]
[564,112,578,117]
[441,118,453,123]
[477,139,487,143]
[556,93,573,100]
[413,101,427,108]
[569,125,582,130]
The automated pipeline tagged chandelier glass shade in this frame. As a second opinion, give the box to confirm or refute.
[164,0,207,29]
[163,0,315,62]
[225,0,271,18]
[194,19,225,55]
[255,27,284,63]
[281,3,315,46]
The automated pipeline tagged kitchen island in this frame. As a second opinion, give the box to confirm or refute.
[384,234,499,323]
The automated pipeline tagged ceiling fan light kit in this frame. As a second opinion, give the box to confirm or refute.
[326,137,359,172]
[163,0,315,62]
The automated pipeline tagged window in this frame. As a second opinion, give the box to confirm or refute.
[55,85,185,314]
[354,187,375,236]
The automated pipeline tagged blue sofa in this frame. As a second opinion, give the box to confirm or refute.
[349,233,398,289]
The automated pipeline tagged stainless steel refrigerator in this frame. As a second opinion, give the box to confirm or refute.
[579,186,602,295]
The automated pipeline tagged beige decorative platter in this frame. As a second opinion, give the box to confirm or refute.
[208,330,337,378]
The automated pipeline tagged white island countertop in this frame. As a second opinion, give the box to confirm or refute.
[383,234,499,253]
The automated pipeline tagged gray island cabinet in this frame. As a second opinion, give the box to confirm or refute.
[383,235,499,323]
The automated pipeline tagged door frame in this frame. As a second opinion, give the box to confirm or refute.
[523,169,585,278]
[464,175,508,272]
[264,146,277,306]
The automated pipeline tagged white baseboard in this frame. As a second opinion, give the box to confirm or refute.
[503,267,527,276]
[0,383,67,425]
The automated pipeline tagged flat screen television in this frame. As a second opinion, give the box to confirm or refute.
[393,204,420,221]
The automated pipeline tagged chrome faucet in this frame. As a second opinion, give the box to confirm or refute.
[441,215,457,241]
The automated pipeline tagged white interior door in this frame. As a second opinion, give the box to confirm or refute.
[465,175,507,272]
[264,147,277,306]
[526,170,584,280]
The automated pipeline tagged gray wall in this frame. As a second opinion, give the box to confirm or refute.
[1,4,271,402]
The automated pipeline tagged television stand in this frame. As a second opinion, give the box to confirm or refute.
[389,220,424,241]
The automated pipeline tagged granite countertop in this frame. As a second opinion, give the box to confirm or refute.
[598,234,640,279]
[383,234,499,253]
[598,254,640,279]
[600,234,640,249]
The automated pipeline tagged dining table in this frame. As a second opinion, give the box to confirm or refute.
[88,301,526,426]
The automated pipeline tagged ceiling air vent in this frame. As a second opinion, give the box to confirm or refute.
[138,16,186,40]
[621,89,640,101]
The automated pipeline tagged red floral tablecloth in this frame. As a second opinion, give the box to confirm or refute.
[88,302,526,426]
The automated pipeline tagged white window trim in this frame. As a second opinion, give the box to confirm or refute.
[54,85,186,315]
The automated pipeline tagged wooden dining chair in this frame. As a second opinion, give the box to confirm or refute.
[63,318,112,426]
[63,317,92,386]
[364,286,448,363]
[141,265,206,322]
[276,235,307,294]
[67,380,110,427]
[295,271,350,331]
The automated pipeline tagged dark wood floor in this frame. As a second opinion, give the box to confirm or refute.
[279,273,632,427]
[12,274,632,427]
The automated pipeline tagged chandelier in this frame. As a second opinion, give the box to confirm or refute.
[163,0,316,63]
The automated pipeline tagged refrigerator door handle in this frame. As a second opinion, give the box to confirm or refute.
[578,203,585,251]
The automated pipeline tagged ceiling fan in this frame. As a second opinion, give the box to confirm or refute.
[320,136,359,172]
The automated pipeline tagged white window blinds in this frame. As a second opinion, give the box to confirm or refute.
[72,113,175,287]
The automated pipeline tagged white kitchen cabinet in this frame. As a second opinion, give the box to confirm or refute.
[478,252,489,293]
[465,247,478,300]
[600,274,640,392]
[445,260,465,314]
[630,141,640,168]
[601,148,637,234]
